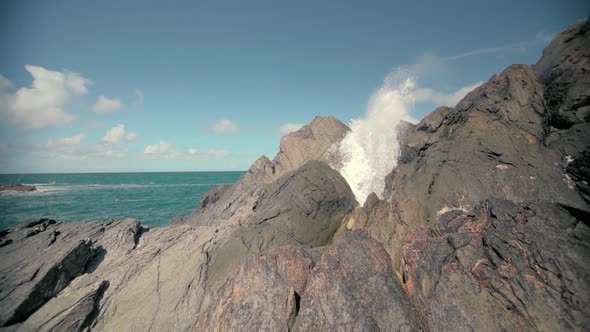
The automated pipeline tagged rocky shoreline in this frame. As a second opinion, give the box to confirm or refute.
[0,19,588,331]
[0,184,36,192]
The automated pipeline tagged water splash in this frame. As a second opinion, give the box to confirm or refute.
[332,71,418,204]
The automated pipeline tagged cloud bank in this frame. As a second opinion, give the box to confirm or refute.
[0,65,91,128]
[144,141,228,160]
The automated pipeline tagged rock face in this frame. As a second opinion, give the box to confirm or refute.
[0,184,36,192]
[368,18,590,331]
[293,231,424,331]
[0,161,356,331]
[170,115,351,227]
[0,19,589,332]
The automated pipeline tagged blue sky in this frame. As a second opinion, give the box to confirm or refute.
[0,0,587,173]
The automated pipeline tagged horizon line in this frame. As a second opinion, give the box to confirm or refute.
[0,170,247,175]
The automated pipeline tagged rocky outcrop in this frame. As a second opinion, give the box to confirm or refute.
[272,116,350,176]
[170,116,350,226]
[0,160,356,331]
[194,246,315,331]
[293,231,423,331]
[346,18,590,331]
[390,62,587,227]
[0,184,36,192]
[399,200,589,331]
[0,19,589,332]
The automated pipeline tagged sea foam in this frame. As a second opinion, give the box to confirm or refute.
[331,70,418,204]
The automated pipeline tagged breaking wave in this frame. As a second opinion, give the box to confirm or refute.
[332,71,418,204]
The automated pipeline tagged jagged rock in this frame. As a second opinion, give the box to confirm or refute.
[240,161,356,249]
[198,183,232,210]
[0,184,36,192]
[0,217,219,331]
[171,116,351,227]
[292,231,423,331]
[0,160,355,331]
[566,148,590,202]
[534,19,590,204]
[389,60,588,227]
[0,219,98,326]
[273,116,350,176]
[534,19,590,131]
[17,280,109,332]
[195,247,315,331]
[337,18,590,331]
[399,199,590,331]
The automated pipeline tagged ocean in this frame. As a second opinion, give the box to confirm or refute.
[0,172,244,230]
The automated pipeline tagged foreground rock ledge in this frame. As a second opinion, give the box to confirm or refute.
[0,19,589,332]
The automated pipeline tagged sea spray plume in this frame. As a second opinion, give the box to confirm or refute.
[331,70,417,204]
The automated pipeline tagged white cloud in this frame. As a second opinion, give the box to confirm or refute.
[144,141,228,160]
[34,133,128,161]
[0,65,91,128]
[143,141,180,159]
[413,81,484,107]
[134,89,144,106]
[210,119,240,134]
[93,95,122,113]
[187,147,228,158]
[102,124,137,144]
[279,123,304,134]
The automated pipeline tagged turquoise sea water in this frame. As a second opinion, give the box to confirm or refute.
[0,172,243,230]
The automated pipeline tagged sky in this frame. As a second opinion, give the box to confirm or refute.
[0,0,587,173]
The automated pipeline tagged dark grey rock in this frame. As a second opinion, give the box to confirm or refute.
[292,231,424,331]
[0,184,36,192]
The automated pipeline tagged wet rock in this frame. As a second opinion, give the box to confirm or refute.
[0,184,36,192]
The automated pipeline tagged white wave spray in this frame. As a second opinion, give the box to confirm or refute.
[332,71,418,204]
